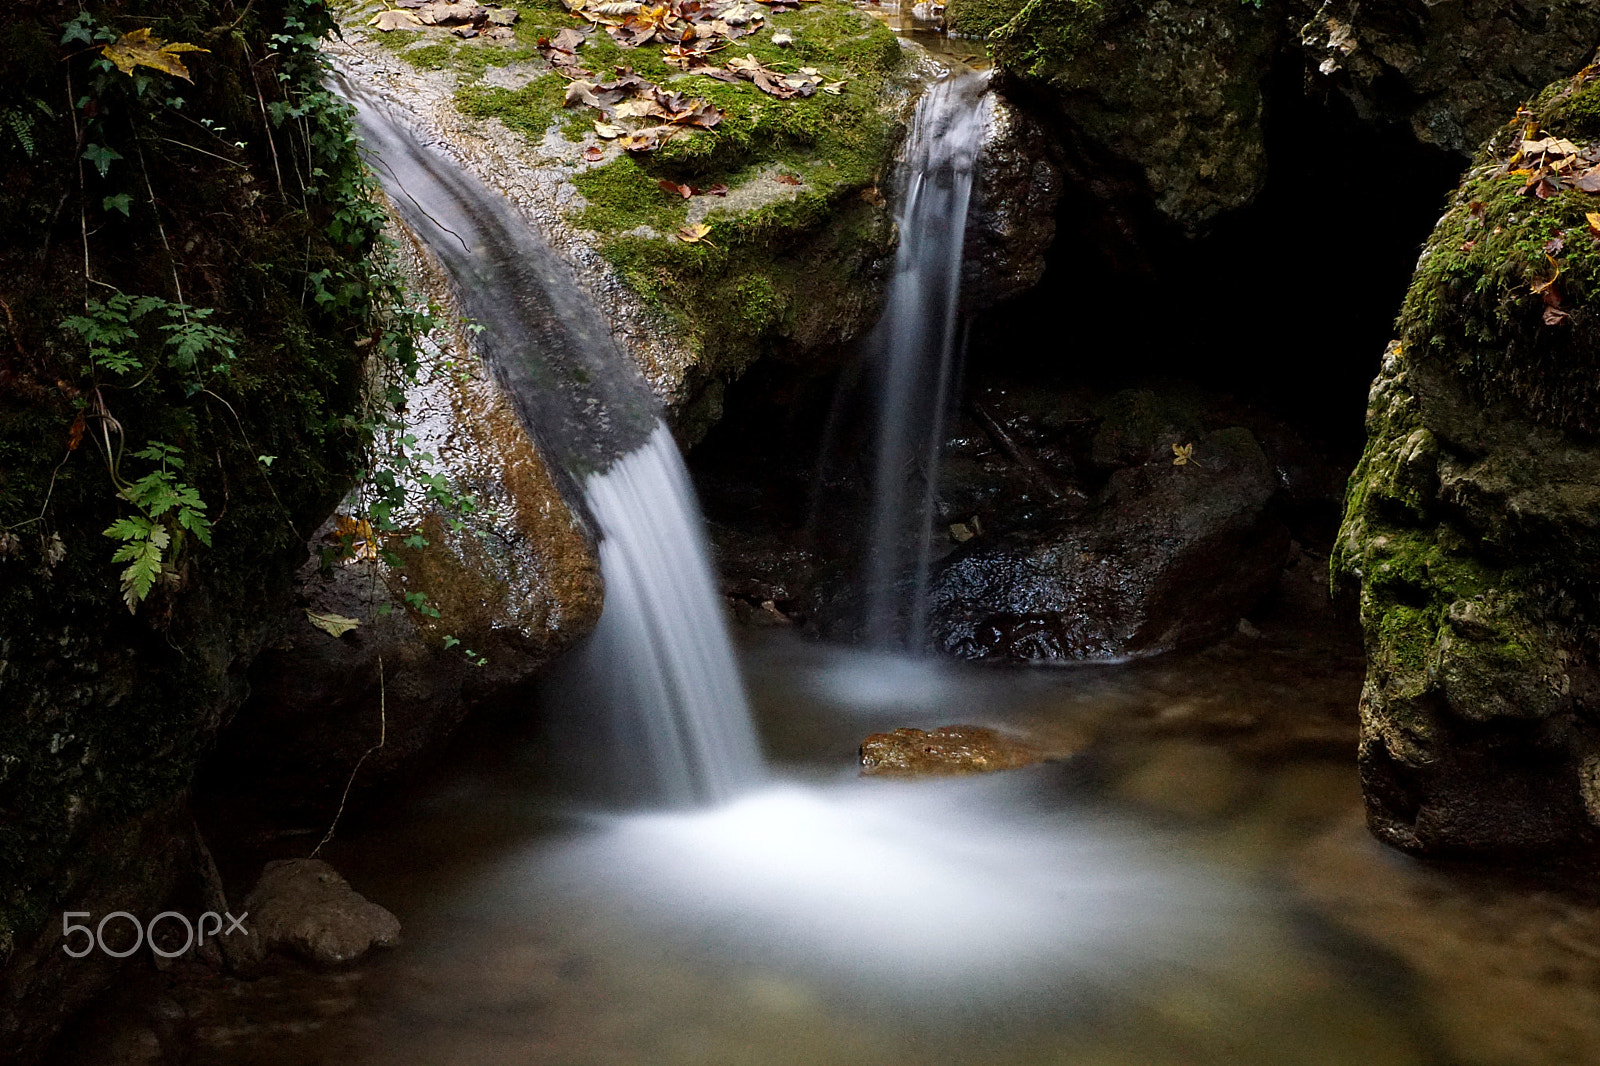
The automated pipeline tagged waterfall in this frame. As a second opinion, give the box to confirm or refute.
[579,424,765,804]
[863,72,988,650]
[335,73,763,804]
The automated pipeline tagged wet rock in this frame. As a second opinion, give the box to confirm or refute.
[240,860,400,969]
[329,14,937,446]
[858,725,1057,775]
[209,244,603,819]
[1332,67,1600,856]
[930,424,1290,661]
[964,92,1061,309]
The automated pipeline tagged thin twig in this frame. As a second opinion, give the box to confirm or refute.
[133,134,188,320]
[156,135,249,169]
[201,388,302,541]
[242,41,286,199]
[309,654,386,859]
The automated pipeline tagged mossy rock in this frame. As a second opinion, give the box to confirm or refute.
[1333,63,1600,859]
[341,0,919,439]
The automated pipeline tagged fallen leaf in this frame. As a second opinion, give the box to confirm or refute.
[370,8,426,30]
[487,6,519,24]
[418,0,479,24]
[1530,252,1561,296]
[1577,167,1600,193]
[776,173,802,185]
[566,80,607,109]
[331,514,380,561]
[659,178,694,198]
[1587,211,1600,238]
[583,145,606,161]
[67,411,86,451]
[1545,235,1566,255]
[676,221,713,243]
[594,120,628,138]
[1172,442,1195,467]
[101,28,210,81]
[705,182,729,196]
[306,610,361,638]
[1544,306,1571,326]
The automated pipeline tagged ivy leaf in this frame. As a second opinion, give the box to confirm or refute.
[306,610,361,638]
[101,28,210,83]
[102,193,133,217]
[83,143,122,178]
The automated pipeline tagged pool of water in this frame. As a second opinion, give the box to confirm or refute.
[52,592,1600,1066]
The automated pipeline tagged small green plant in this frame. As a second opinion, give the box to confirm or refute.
[62,293,237,391]
[103,442,212,610]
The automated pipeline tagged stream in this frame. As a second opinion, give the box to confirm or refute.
[42,31,1600,1066]
[55,585,1600,1064]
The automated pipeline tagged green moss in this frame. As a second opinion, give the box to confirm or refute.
[456,73,568,139]
[1395,67,1600,435]
[945,0,1029,40]
[988,0,1104,81]
[1375,604,1436,678]
[573,156,689,232]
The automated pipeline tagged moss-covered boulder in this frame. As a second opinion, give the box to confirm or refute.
[336,0,933,441]
[1333,60,1600,856]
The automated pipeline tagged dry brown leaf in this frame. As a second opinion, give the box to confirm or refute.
[583,145,606,161]
[370,8,426,30]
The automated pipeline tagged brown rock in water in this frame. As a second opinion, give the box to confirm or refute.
[241,860,401,970]
[859,725,1049,776]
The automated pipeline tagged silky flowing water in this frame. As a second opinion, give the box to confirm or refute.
[61,596,1600,1065]
[863,72,987,649]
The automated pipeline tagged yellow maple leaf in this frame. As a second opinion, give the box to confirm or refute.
[101,28,209,82]
[676,222,714,245]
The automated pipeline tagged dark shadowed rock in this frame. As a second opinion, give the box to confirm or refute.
[965,93,1062,310]
[240,860,400,970]
[930,425,1290,661]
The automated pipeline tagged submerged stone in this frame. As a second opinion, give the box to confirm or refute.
[859,724,1058,775]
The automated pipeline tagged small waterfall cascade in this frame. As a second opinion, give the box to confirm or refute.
[335,73,762,804]
[579,424,764,804]
[863,71,989,649]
